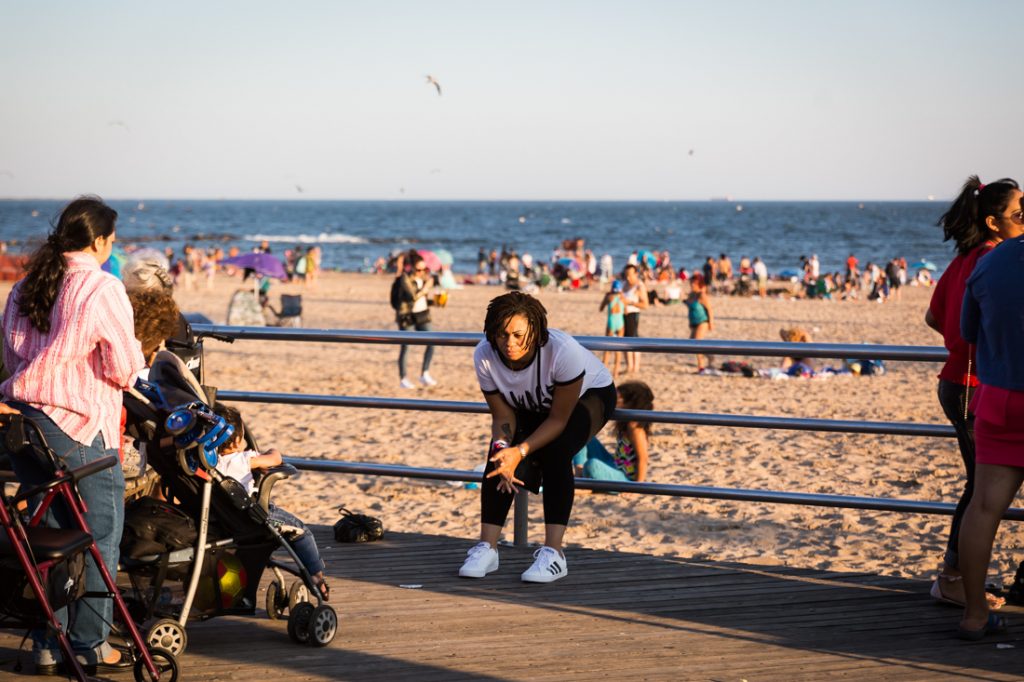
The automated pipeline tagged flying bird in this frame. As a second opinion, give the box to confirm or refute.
[425,75,442,96]
[688,149,694,156]
[295,184,304,194]
[107,120,131,132]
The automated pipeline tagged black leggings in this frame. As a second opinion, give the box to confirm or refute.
[480,384,616,527]
[937,379,975,570]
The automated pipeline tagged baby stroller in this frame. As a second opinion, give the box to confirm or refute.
[120,350,337,659]
[0,414,177,681]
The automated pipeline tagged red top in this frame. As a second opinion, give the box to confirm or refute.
[2,252,145,448]
[846,255,858,271]
[929,242,995,386]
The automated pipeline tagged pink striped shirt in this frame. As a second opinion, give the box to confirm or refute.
[2,251,145,449]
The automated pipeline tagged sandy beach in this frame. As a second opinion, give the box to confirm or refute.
[7,271,1022,585]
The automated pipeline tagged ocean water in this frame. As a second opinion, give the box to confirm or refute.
[0,199,956,276]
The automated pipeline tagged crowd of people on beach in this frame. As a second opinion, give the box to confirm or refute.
[0,177,1022,675]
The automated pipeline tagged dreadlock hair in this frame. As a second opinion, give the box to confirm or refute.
[937,175,1020,256]
[616,380,655,436]
[483,291,549,355]
[17,195,118,333]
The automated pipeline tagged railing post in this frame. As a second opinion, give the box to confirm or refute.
[513,491,529,547]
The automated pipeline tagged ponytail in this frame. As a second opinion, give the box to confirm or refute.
[937,175,1020,256]
[17,196,117,333]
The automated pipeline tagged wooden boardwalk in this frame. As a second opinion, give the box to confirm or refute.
[2,528,1022,681]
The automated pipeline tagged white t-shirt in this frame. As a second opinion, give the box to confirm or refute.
[411,278,429,313]
[216,450,258,495]
[474,328,612,413]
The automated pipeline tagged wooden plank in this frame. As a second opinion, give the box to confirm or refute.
[1,529,1021,681]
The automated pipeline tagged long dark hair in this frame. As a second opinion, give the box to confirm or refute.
[483,291,549,354]
[616,380,654,435]
[17,196,118,333]
[937,176,1019,255]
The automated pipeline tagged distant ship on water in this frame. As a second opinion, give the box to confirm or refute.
[709,196,734,202]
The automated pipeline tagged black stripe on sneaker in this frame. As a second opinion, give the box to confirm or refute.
[548,563,563,575]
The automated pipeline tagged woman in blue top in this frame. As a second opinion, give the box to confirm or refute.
[685,273,713,371]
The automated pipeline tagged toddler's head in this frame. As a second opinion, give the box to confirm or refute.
[214,404,246,455]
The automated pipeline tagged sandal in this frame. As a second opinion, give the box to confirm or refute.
[931,573,1006,610]
[957,613,1009,641]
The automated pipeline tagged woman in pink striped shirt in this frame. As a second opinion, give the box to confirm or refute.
[2,196,145,675]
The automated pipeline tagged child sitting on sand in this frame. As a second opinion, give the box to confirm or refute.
[214,404,329,601]
[575,381,653,483]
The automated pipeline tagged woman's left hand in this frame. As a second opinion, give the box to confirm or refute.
[486,446,524,493]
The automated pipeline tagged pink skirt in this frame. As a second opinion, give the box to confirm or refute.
[971,384,1024,468]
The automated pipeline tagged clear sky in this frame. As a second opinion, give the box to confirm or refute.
[0,1,1020,201]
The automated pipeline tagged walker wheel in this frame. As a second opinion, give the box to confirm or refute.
[287,602,315,644]
[306,604,338,647]
[288,580,309,610]
[265,579,287,620]
[146,618,188,657]
[133,647,179,682]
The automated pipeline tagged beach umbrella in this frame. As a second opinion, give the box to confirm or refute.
[220,252,288,280]
[556,257,582,272]
[910,261,937,271]
[417,249,443,272]
[637,250,657,269]
[433,248,454,267]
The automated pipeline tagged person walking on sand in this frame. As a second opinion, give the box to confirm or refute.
[926,176,1021,612]
[599,279,626,378]
[620,264,648,373]
[393,251,437,388]
[753,256,768,298]
[458,292,615,582]
[686,273,713,372]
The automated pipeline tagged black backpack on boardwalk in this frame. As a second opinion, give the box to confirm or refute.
[333,507,384,543]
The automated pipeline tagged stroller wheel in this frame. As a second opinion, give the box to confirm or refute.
[133,647,179,682]
[307,604,338,647]
[265,579,287,620]
[287,602,315,644]
[146,618,188,657]
[288,580,310,610]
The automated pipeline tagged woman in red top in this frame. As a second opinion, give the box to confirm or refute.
[925,176,1023,608]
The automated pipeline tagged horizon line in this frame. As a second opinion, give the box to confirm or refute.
[0,196,943,203]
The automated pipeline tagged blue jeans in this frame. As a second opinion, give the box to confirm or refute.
[578,437,632,482]
[269,503,324,576]
[5,402,124,664]
[397,316,434,379]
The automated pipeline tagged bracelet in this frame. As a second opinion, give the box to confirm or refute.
[491,439,509,452]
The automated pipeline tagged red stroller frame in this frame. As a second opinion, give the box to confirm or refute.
[0,414,177,681]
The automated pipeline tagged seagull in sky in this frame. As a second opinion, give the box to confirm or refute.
[107,120,131,132]
[295,184,304,194]
[688,149,694,156]
[425,75,442,96]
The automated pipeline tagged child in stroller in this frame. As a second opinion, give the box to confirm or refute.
[213,404,329,601]
[120,350,338,658]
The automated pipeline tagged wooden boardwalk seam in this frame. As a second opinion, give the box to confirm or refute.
[2,527,1021,681]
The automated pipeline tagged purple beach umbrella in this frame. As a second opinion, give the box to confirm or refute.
[220,252,288,280]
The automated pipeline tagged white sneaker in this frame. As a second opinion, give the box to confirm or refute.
[399,378,416,389]
[521,546,567,583]
[420,372,437,387]
[458,542,499,578]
